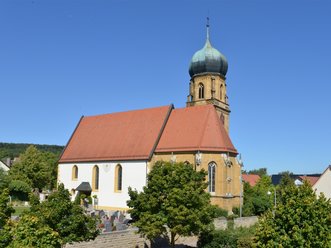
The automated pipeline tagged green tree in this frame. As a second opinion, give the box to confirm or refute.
[277,171,295,204]
[7,215,61,248]
[0,221,13,248]
[8,180,31,201]
[255,181,331,247]
[0,168,10,191]
[1,185,99,247]
[198,226,256,248]
[0,189,14,229]
[237,176,273,216]
[0,142,63,160]
[127,161,215,247]
[28,184,99,245]
[9,146,58,191]
[278,171,294,189]
[245,168,268,177]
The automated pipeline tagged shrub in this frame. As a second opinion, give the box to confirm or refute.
[198,226,256,248]
[8,180,31,201]
[212,206,228,218]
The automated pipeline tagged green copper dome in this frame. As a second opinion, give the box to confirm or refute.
[189,26,228,78]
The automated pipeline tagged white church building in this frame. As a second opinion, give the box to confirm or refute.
[58,105,172,210]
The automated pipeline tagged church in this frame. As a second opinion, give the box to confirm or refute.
[58,23,242,212]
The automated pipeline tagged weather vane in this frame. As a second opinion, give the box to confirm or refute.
[206,17,210,40]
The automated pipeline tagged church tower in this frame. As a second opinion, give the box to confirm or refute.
[186,20,231,133]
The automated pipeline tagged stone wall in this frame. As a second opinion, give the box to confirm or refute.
[66,217,258,248]
[234,216,259,228]
[214,216,258,230]
[65,228,149,248]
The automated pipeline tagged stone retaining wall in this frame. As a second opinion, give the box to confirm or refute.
[234,216,258,228]
[66,217,258,248]
[65,228,149,248]
[214,216,258,230]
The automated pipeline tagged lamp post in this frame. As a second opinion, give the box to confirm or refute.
[237,154,243,218]
[267,188,277,216]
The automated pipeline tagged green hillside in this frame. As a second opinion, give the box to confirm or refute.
[0,142,64,159]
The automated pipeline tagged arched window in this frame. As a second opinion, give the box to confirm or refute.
[92,165,99,191]
[115,164,122,192]
[72,165,78,180]
[198,83,204,99]
[220,84,223,101]
[208,162,216,193]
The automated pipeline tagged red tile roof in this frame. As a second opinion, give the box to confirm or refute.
[242,174,260,187]
[299,176,320,186]
[60,104,238,163]
[59,105,172,162]
[155,105,237,153]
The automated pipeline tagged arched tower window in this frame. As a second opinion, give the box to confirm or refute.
[198,83,204,99]
[220,84,223,101]
[92,165,99,191]
[115,164,122,192]
[208,162,216,193]
[72,165,78,180]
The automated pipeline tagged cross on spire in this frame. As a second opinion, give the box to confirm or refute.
[206,17,210,40]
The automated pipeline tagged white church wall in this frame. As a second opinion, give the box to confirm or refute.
[58,161,147,209]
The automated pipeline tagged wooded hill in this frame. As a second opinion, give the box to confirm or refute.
[0,142,64,159]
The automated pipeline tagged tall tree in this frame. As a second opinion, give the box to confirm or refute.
[127,161,215,247]
[277,171,295,204]
[0,189,14,229]
[28,184,99,245]
[7,215,61,248]
[246,168,268,177]
[1,184,99,247]
[255,181,331,247]
[9,145,58,190]
[239,176,273,216]
[0,168,10,191]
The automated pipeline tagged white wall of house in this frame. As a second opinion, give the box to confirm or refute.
[0,161,9,172]
[58,161,148,209]
[313,166,331,199]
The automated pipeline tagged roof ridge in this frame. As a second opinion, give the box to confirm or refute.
[148,104,174,160]
[84,105,170,118]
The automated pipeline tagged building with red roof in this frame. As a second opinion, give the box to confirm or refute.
[242,174,261,187]
[58,23,242,211]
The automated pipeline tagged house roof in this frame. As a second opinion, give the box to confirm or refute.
[271,173,321,186]
[242,174,260,187]
[59,105,172,162]
[155,105,237,153]
[298,176,320,186]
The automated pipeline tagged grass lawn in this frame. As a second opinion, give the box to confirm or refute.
[13,206,30,216]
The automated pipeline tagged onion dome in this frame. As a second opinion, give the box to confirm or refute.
[189,21,228,78]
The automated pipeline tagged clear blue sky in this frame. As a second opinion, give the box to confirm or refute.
[0,0,330,175]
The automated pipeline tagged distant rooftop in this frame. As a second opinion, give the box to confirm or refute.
[271,174,321,186]
[242,174,260,187]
